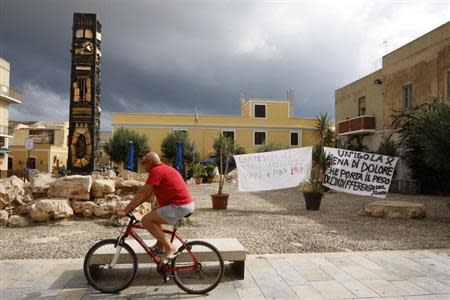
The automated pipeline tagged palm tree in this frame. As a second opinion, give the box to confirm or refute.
[310,113,333,193]
[314,112,332,148]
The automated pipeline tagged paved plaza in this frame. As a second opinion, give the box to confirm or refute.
[1,248,450,299]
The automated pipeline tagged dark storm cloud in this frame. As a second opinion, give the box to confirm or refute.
[1,0,449,130]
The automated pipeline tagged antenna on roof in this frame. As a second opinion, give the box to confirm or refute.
[287,88,294,118]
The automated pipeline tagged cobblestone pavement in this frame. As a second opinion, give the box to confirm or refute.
[1,248,450,299]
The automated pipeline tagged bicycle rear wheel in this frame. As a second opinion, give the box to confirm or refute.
[171,240,224,294]
[83,239,138,293]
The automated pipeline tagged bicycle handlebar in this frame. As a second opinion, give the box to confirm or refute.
[126,212,137,222]
[111,210,138,227]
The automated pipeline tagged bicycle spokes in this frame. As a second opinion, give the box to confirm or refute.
[171,241,224,294]
[84,239,138,294]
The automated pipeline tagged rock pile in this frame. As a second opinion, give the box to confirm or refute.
[0,169,152,227]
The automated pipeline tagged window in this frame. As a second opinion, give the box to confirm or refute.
[8,157,12,170]
[222,130,235,141]
[254,104,266,118]
[290,132,299,146]
[254,131,266,145]
[26,157,36,169]
[358,96,366,116]
[402,84,413,108]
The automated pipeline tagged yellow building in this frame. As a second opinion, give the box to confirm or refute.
[0,58,22,178]
[9,121,69,174]
[335,21,450,179]
[112,91,319,172]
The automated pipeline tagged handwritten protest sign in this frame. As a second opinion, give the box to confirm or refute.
[323,147,398,198]
[234,147,312,192]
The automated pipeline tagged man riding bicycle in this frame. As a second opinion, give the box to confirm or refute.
[114,152,194,259]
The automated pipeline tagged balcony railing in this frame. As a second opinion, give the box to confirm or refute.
[338,115,375,135]
[0,84,22,102]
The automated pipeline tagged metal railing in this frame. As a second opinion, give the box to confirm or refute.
[389,179,422,194]
[0,84,22,101]
[338,115,375,135]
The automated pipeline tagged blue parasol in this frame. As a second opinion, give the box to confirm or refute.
[126,141,135,171]
[175,141,183,176]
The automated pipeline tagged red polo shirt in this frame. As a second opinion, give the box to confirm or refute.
[146,163,192,207]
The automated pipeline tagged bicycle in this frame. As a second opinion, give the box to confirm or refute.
[83,212,224,294]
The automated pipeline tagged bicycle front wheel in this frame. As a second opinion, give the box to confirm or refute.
[83,239,138,293]
[172,240,224,294]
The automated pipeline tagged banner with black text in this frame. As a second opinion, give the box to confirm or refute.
[234,147,312,192]
[323,147,398,198]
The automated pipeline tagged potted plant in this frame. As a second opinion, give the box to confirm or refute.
[300,113,333,210]
[204,162,216,183]
[193,163,205,185]
[301,147,331,210]
[210,134,234,209]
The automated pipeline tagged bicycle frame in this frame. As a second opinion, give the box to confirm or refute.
[117,215,198,273]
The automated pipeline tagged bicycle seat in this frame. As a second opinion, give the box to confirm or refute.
[173,213,192,227]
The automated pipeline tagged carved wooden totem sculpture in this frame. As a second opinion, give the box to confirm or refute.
[68,13,102,174]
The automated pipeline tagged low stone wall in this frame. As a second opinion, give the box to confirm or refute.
[0,169,152,227]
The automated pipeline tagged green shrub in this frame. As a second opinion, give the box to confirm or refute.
[392,97,450,194]
[160,131,196,164]
[105,127,150,163]
[256,142,284,153]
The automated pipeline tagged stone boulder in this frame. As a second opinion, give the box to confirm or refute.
[71,200,98,218]
[357,200,426,219]
[92,170,117,180]
[119,170,146,182]
[225,169,238,183]
[12,203,32,216]
[29,199,74,222]
[0,176,27,209]
[0,209,9,226]
[91,179,115,198]
[115,179,144,196]
[93,197,119,218]
[134,202,152,220]
[48,175,92,200]
[103,170,117,179]
[29,173,57,197]
[8,215,30,227]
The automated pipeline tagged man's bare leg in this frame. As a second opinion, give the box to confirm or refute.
[141,211,177,257]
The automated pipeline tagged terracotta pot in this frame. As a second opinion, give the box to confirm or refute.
[303,192,323,210]
[195,177,202,185]
[207,177,214,184]
[211,193,229,210]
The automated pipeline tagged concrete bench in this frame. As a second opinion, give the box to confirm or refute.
[91,238,247,279]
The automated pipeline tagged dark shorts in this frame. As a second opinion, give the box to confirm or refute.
[155,202,195,225]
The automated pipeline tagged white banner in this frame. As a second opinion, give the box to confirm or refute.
[234,147,312,192]
[323,147,398,198]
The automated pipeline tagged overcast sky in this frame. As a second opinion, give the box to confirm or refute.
[1,0,449,130]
